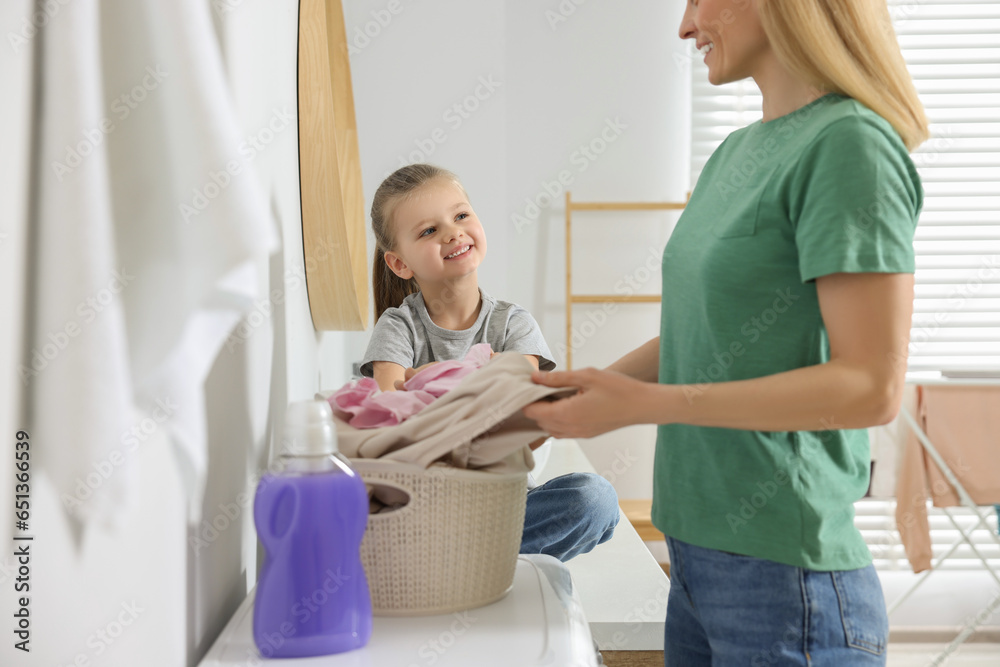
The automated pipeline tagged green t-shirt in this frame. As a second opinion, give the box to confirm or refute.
[651,93,923,570]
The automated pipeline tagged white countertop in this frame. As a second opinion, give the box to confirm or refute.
[199,555,599,667]
[534,438,669,651]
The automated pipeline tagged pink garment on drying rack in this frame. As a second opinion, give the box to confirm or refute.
[895,384,1000,573]
[328,343,494,428]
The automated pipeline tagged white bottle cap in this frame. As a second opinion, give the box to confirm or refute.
[282,400,339,456]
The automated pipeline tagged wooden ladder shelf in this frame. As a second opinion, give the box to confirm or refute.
[564,191,687,369]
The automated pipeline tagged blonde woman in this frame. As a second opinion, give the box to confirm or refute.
[525,0,927,663]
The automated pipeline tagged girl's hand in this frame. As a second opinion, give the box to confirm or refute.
[522,368,651,439]
[394,361,439,390]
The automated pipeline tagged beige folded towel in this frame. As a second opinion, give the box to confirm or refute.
[318,353,574,474]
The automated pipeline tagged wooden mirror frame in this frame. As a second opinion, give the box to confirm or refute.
[297,0,368,330]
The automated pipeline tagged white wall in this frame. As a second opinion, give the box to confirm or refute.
[345,0,691,500]
[0,2,345,666]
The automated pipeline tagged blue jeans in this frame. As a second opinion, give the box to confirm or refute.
[665,537,888,666]
[520,473,620,561]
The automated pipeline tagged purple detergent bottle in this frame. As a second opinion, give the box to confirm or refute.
[253,400,372,658]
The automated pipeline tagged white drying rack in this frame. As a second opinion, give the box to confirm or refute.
[890,373,1000,663]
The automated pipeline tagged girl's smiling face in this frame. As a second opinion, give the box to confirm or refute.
[383,178,487,288]
[678,0,771,86]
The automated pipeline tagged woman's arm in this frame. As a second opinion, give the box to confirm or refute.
[605,337,659,382]
[666,272,913,430]
[524,273,913,438]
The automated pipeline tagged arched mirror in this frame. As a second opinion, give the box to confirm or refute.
[297,0,368,330]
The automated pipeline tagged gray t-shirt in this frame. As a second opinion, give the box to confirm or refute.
[360,289,556,377]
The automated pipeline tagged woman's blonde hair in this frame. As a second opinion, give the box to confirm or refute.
[370,163,467,321]
[758,0,929,151]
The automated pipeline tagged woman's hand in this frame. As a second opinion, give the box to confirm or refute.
[522,368,654,439]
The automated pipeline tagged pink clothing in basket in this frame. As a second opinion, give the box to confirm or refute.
[328,343,493,428]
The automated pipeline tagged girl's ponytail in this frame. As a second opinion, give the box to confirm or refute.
[370,163,466,321]
[372,245,417,321]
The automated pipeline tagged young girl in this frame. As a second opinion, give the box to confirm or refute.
[360,163,554,389]
[526,0,927,663]
[360,163,619,562]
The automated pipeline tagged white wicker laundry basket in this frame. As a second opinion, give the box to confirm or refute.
[350,459,528,616]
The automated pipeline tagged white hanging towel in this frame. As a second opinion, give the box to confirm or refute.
[29,0,279,532]
[28,0,135,530]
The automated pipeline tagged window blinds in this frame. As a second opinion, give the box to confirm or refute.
[856,500,1000,571]
[689,0,1000,374]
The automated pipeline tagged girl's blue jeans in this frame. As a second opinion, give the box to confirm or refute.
[519,472,620,561]
[665,536,889,666]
